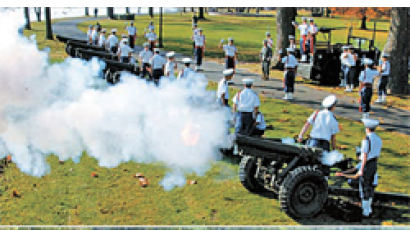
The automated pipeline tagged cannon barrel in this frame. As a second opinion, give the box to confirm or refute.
[56,35,87,44]
[104,59,139,73]
[73,48,116,60]
[67,40,107,52]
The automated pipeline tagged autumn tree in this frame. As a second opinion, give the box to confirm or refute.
[329,8,391,29]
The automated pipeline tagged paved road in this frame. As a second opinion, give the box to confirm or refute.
[53,17,409,135]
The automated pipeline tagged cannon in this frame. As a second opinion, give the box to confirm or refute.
[71,47,116,60]
[66,40,107,57]
[236,134,410,219]
[103,59,140,84]
[56,35,87,44]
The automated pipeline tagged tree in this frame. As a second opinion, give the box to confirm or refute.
[198,7,205,20]
[107,7,114,19]
[24,7,31,30]
[85,7,89,16]
[272,7,297,67]
[383,8,409,94]
[329,8,391,30]
[35,7,41,22]
[45,7,53,40]
[125,7,130,14]
[158,7,163,48]
[149,7,154,18]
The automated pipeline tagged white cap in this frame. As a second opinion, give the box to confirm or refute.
[223,69,234,76]
[322,94,337,108]
[242,78,254,85]
[363,58,373,65]
[288,35,295,39]
[122,34,127,38]
[382,53,390,58]
[111,29,117,33]
[362,118,379,128]
[286,47,295,52]
[342,45,349,50]
[182,57,192,64]
[154,48,160,53]
[198,28,203,31]
[166,51,175,58]
[101,29,106,33]
[143,42,149,47]
[266,32,271,36]
[228,37,234,41]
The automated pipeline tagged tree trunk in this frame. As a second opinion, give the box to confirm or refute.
[85,7,89,16]
[198,7,205,20]
[149,7,154,18]
[246,7,250,14]
[125,7,130,14]
[272,7,297,67]
[107,7,114,19]
[360,15,367,30]
[191,7,195,13]
[182,7,186,13]
[256,7,260,14]
[158,7,164,48]
[45,7,53,40]
[383,8,409,94]
[35,7,41,22]
[24,7,31,30]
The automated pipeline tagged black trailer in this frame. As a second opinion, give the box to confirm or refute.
[236,134,409,219]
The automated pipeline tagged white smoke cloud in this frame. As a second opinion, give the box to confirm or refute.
[321,150,344,166]
[0,10,230,188]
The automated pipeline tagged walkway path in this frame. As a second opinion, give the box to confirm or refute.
[53,17,409,135]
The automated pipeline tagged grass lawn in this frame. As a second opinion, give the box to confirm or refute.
[2,14,407,225]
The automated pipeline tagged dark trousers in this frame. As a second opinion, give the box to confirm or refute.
[239,112,254,135]
[359,159,377,200]
[262,61,270,75]
[284,70,295,93]
[307,138,330,151]
[378,75,389,96]
[360,87,373,112]
[129,35,135,48]
[149,41,155,52]
[152,69,163,85]
[110,46,118,54]
[226,57,235,69]
[347,68,356,85]
[251,128,265,137]
[121,56,129,63]
[195,47,203,66]
[140,63,151,79]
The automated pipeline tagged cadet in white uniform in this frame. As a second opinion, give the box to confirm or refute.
[117,40,132,63]
[298,95,339,151]
[376,53,391,103]
[91,26,99,45]
[217,69,234,106]
[148,21,155,31]
[106,29,119,53]
[219,38,238,71]
[359,58,379,118]
[165,51,177,79]
[87,25,93,44]
[232,79,260,134]
[265,32,273,48]
[336,118,381,218]
[280,47,298,100]
[149,48,166,84]
[191,23,199,54]
[139,43,153,79]
[98,29,106,48]
[250,111,266,137]
[292,17,309,62]
[126,22,137,49]
[194,28,206,71]
[288,35,297,50]
[145,28,157,51]
[178,58,194,79]
[340,46,357,91]
[307,18,318,57]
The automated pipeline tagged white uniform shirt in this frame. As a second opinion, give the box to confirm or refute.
[150,54,166,70]
[139,49,153,64]
[267,38,273,48]
[87,29,92,40]
[281,55,298,68]
[98,34,106,47]
[107,34,118,48]
[307,109,339,141]
[145,32,157,41]
[148,24,155,31]
[223,44,237,57]
[308,24,318,35]
[359,68,379,84]
[126,26,137,36]
[118,43,132,57]
[255,113,266,130]
[192,28,199,40]
[360,132,382,161]
[165,61,176,77]
[298,24,309,36]
[217,78,229,100]
[379,60,390,76]
[340,52,355,67]
[194,35,205,47]
[91,30,98,43]
[179,67,194,78]
[232,88,260,113]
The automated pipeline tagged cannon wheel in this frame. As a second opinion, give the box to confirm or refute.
[239,155,265,193]
[279,165,328,218]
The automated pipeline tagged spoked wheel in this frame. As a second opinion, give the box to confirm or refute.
[279,165,328,218]
[239,155,266,193]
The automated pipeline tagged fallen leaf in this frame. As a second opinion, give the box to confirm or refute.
[187,180,198,185]
[91,172,98,178]
[12,189,21,198]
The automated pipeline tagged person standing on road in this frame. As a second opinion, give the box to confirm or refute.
[117,40,132,63]
[149,48,166,85]
[280,47,298,100]
[91,26,99,45]
[139,43,153,79]
[217,69,234,107]
[297,94,339,151]
[194,28,206,71]
[145,28,157,52]
[359,58,379,118]
[375,53,391,104]
[165,51,177,79]
[106,29,119,53]
[260,39,272,81]
[98,29,106,48]
[232,79,260,135]
[126,22,137,49]
[292,17,309,62]
[191,23,199,54]
[219,38,238,71]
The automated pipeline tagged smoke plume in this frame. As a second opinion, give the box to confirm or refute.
[0,10,230,189]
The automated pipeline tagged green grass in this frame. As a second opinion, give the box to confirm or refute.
[78,14,389,62]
